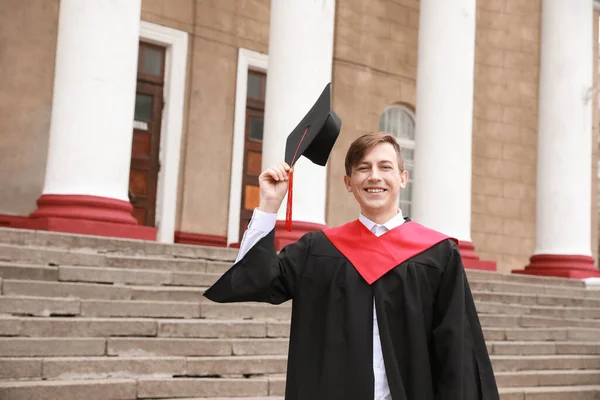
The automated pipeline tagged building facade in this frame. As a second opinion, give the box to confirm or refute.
[0,0,599,277]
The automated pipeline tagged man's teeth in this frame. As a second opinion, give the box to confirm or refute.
[366,188,384,193]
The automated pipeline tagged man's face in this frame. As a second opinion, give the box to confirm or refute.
[344,142,408,219]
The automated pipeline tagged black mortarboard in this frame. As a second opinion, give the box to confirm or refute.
[284,83,341,167]
[283,83,342,231]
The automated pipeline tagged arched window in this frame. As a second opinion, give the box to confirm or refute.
[379,104,415,217]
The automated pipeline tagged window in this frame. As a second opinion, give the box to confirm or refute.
[379,104,416,217]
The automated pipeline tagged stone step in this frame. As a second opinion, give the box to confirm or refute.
[137,377,270,398]
[0,226,238,260]
[0,295,81,317]
[466,269,586,288]
[495,369,600,387]
[470,279,600,299]
[0,357,42,379]
[11,355,286,380]
[143,398,281,400]
[499,385,600,400]
[147,398,282,400]
[199,302,292,321]
[0,337,106,357]
[473,290,600,308]
[6,354,595,382]
[488,341,600,356]
[106,338,289,357]
[44,356,187,380]
[476,301,600,319]
[0,316,156,337]
[491,355,600,372]
[58,266,171,286]
[479,313,600,329]
[157,319,272,338]
[0,262,58,281]
[0,378,137,400]
[81,300,200,318]
[104,255,207,273]
[483,327,600,341]
[2,279,132,300]
[186,355,286,376]
[131,285,206,302]
[0,243,104,266]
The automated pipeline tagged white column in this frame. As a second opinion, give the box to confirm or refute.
[262,0,336,225]
[412,0,476,242]
[534,0,593,256]
[42,0,142,202]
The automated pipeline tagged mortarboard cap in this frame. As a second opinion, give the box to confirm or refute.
[284,83,342,167]
[283,83,342,231]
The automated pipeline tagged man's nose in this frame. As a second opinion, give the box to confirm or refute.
[368,168,382,181]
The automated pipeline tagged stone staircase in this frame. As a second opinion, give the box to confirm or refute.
[0,228,599,399]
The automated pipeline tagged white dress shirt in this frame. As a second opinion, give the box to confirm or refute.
[235,208,405,400]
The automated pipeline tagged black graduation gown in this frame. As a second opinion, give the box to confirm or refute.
[203,223,499,400]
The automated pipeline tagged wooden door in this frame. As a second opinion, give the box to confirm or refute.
[129,42,166,226]
[239,71,266,241]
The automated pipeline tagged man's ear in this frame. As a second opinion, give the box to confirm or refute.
[343,175,352,192]
[400,169,409,189]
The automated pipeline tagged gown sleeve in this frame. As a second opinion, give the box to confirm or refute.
[203,229,310,305]
[431,241,500,400]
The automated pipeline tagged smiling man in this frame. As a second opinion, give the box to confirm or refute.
[205,132,499,400]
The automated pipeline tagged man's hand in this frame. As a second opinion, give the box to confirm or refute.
[258,162,292,213]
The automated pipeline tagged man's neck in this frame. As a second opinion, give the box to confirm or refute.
[361,208,400,225]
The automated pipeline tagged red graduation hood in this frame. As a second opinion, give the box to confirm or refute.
[322,220,457,285]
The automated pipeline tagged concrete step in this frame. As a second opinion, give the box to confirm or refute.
[0,226,238,260]
[0,378,137,400]
[483,327,600,341]
[81,300,200,318]
[0,316,156,337]
[495,369,600,387]
[106,338,289,357]
[476,301,600,319]
[0,243,104,266]
[488,341,600,356]
[156,319,275,338]
[0,262,58,281]
[2,279,132,300]
[479,313,600,329]
[499,385,600,400]
[7,355,286,380]
[470,279,600,299]
[199,302,292,321]
[131,285,205,302]
[466,269,586,288]
[0,295,81,317]
[104,255,207,273]
[473,290,600,308]
[491,355,600,372]
[0,337,106,357]
[137,377,270,398]
[59,265,220,287]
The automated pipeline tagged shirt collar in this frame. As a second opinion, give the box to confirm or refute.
[359,209,405,232]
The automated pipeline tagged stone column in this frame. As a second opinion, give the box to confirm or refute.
[517,0,599,279]
[25,0,155,240]
[412,0,495,270]
[262,0,336,248]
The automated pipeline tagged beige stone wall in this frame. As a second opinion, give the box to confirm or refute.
[142,0,271,235]
[327,0,419,228]
[0,1,59,215]
[470,0,541,274]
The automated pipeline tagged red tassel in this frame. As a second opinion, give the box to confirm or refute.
[285,169,294,232]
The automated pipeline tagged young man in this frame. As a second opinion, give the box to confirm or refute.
[204,132,499,400]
